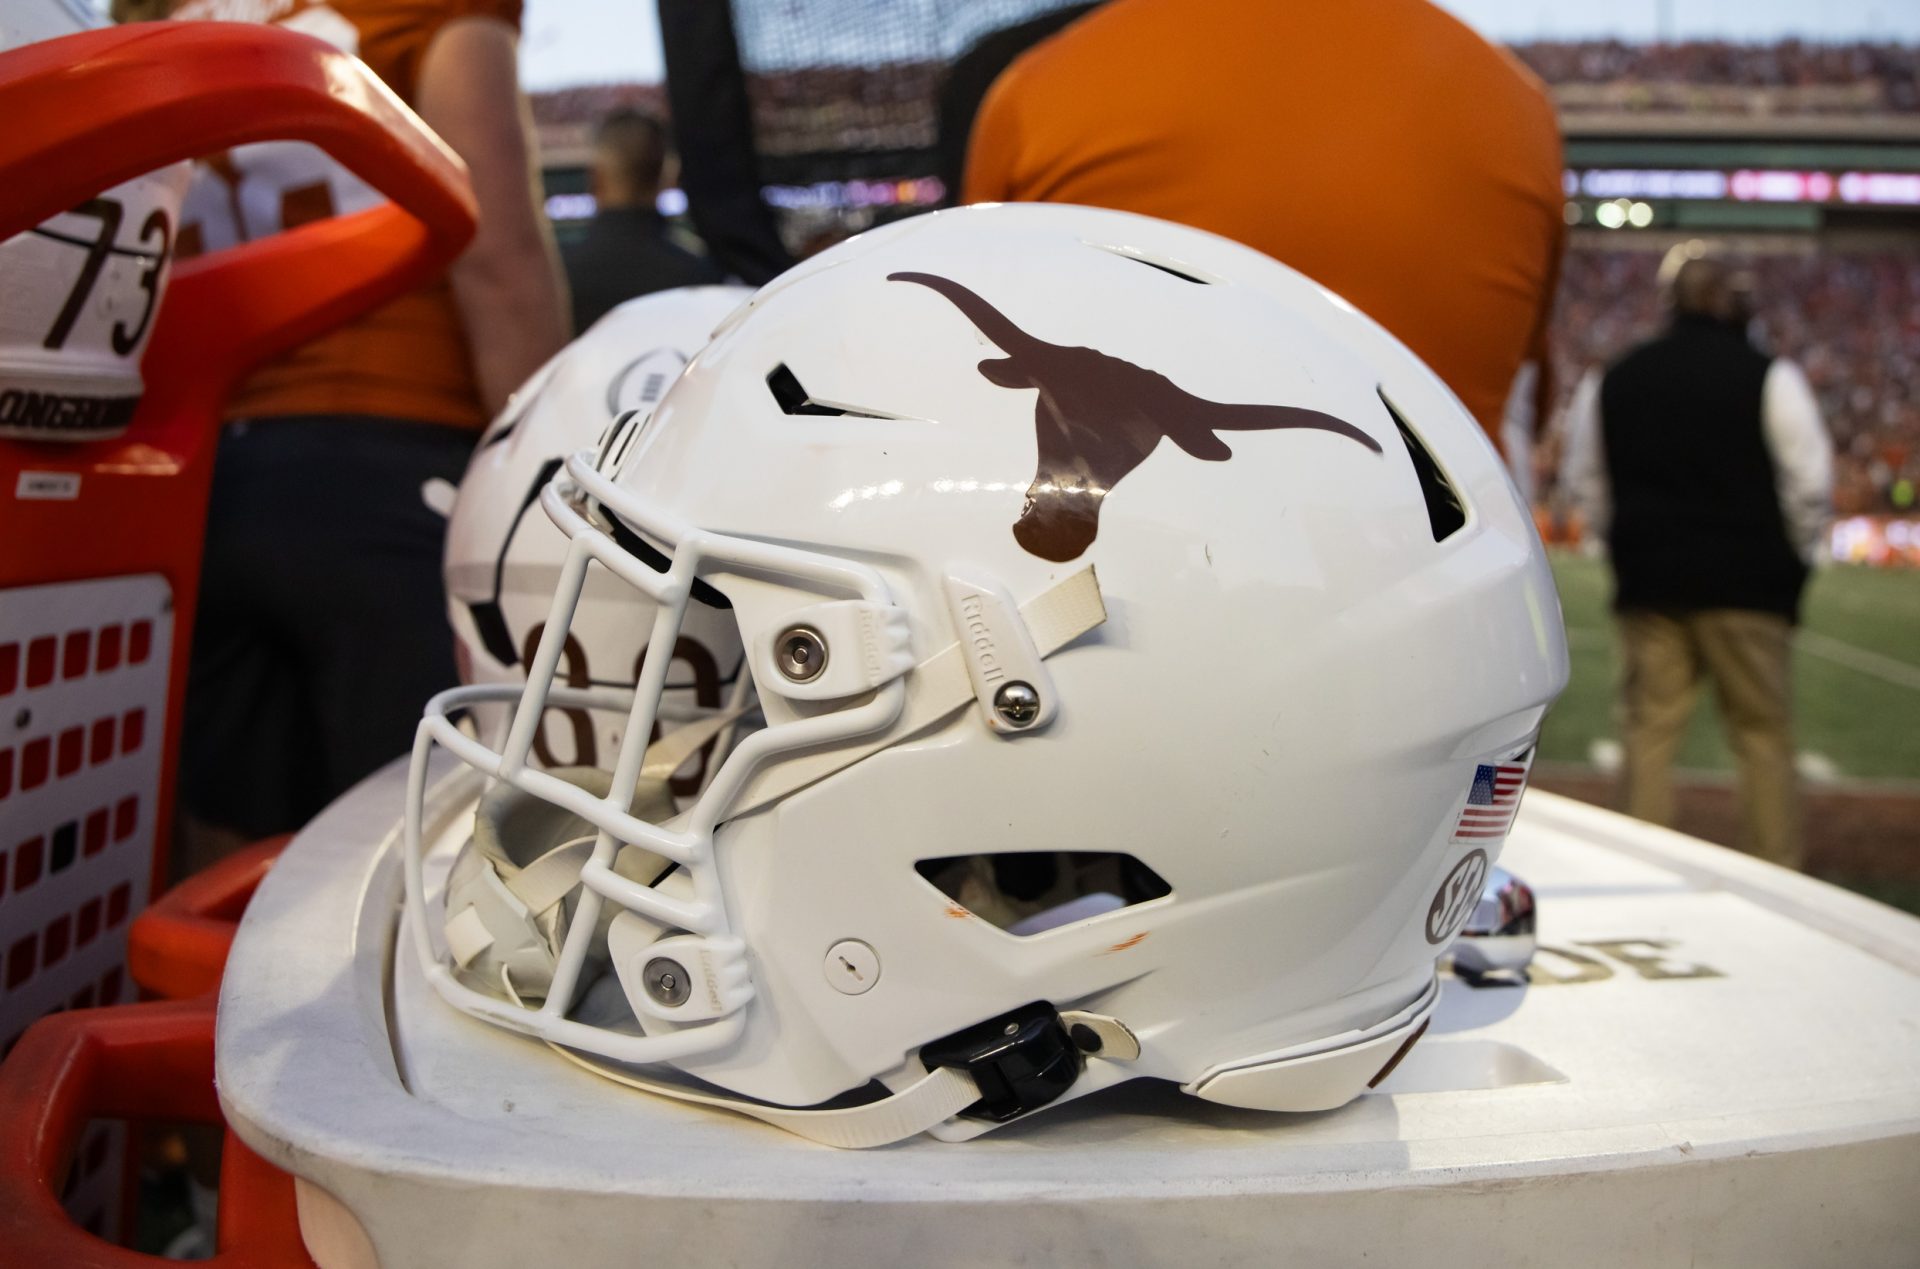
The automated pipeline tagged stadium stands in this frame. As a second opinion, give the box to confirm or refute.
[1516,40,1920,115]
[528,41,1920,128]
[523,40,1919,521]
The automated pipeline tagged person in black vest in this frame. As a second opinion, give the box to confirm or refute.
[562,109,723,332]
[1561,242,1832,867]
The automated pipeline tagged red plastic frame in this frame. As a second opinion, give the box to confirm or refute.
[127,837,291,1002]
[0,22,477,1265]
[0,998,316,1268]
[0,21,477,898]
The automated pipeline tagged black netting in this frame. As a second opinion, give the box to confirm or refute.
[724,0,1094,252]
[733,0,1090,147]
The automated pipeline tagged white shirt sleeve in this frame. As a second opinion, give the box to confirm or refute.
[1557,368,1608,550]
[1499,361,1538,504]
[1761,359,1834,566]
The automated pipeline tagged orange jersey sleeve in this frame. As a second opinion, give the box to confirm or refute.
[956,0,1566,447]
[960,68,1026,206]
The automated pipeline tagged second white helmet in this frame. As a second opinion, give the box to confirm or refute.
[443,285,752,790]
[0,0,190,442]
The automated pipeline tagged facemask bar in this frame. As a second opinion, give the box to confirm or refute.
[404,450,908,1067]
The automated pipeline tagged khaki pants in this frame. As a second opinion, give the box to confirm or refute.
[1616,609,1802,868]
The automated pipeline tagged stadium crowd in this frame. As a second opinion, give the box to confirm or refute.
[529,82,667,130]
[1514,40,1920,112]
[523,40,1920,522]
[526,41,1920,127]
[1549,248,1920,517]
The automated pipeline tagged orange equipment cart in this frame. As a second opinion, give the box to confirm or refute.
[0,21,475,1261]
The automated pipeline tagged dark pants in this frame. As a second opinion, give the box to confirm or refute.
[181,415,472,841]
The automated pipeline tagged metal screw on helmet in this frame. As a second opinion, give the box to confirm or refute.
[643,957,691,1007]
[993,681,1040,728]
[775,625,828,682]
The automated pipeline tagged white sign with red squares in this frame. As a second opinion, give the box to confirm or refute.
[0,575,171,1055]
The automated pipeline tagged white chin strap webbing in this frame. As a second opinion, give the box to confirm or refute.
[503,974,984,1149]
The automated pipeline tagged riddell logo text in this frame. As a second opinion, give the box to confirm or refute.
[959,593,1005,684]
[857,604,884,682]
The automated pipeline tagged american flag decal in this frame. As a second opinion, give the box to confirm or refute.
[1450,754,1531,843]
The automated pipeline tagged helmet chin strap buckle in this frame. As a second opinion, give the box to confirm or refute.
[1059,1010,1141,1061]
[921,1002,1082,1123]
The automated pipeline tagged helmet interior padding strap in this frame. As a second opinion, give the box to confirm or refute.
[442,836,596,981]
[640,699,758,782]
[445,770,677,988]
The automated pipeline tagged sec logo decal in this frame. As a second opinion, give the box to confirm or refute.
[1426,849,1488,945]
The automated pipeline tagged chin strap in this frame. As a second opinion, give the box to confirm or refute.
[504,972,983,1148]
[639,699,759,782]
[546,1043,982,1149]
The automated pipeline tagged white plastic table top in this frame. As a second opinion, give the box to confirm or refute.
[217,757,1920,1268]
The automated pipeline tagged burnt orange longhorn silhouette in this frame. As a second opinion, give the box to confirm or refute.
[889,271,1384,561]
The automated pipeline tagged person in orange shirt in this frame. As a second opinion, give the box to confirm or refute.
[962,0,1564,455]
[164,0,570,852]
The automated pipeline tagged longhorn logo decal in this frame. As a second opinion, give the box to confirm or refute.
[889,271,1383,561]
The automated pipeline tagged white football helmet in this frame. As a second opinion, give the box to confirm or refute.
[404,204,1568,1147]
[444,286,753,791]
[0,0,190,442]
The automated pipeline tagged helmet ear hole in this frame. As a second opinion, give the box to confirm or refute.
[990,853,1058,901]
[916,852,1172,936]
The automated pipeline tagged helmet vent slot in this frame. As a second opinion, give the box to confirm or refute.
[1380,388,1466,542]
[766,363,904,419]
[1089,242,1217,285]
[603,513,734,610]
[767,363,847,415]
[915,852,1171,937]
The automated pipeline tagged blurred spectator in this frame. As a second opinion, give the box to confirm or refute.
[961,0,1565,452]
[1549,248,1920,517]
[1560,244,1833,867]
[168,0,570,863]
[562,109,724,331]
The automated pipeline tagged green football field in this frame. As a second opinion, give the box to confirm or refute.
[1540,553,1920,785]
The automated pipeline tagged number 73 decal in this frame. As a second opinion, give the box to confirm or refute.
[36,196,172,356]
